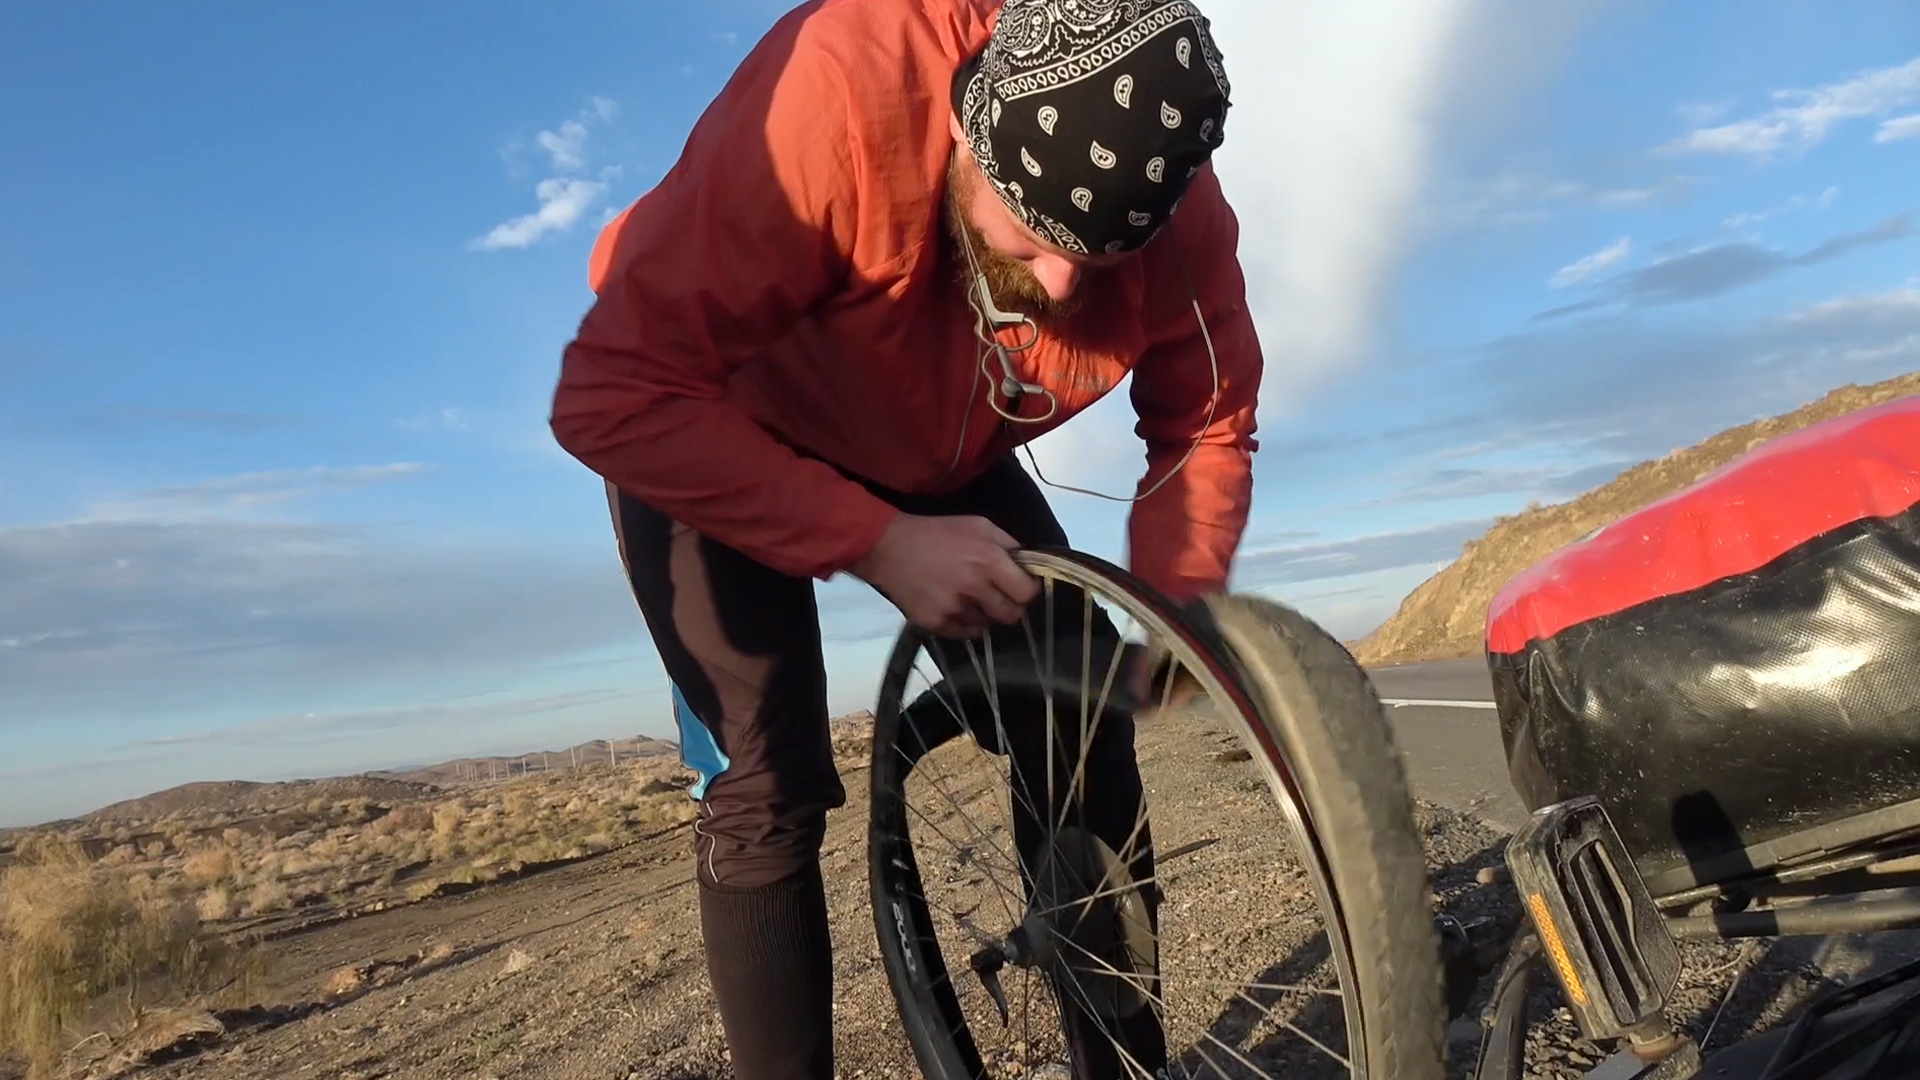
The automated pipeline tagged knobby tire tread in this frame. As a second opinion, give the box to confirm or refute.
[1206,593,1449,1079]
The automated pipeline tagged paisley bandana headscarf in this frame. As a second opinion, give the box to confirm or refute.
[953,0,1232,256]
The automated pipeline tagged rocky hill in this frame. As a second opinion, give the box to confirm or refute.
[84,777,444,829]
[1353,371,1920,666]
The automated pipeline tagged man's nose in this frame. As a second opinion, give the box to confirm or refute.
[1028,254,1080,301]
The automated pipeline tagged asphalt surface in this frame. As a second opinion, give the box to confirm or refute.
[1363,658,1531,829]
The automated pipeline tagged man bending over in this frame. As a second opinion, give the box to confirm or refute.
[550,0,1263,1076]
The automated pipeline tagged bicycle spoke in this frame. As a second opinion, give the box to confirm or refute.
[870,552,1389,1080]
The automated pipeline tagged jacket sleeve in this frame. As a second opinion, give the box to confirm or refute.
[550,26,898,581]
[1124,166,1263,602]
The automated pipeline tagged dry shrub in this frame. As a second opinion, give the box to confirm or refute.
[431,802,464,839]
[0,839,247,1078]
[197,887,234,923]
[182,846,236,887]
[245,880,290,916]
[251,850,284,882]
[366,803,408,837]
[635,793,696,830]
[396,803,433,831]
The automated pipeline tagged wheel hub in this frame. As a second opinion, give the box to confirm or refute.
[966,826,1159,1025]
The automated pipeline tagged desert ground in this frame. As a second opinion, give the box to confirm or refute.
[0,704,1846,1080]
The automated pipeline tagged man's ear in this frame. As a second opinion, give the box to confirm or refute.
[948,110,966,142]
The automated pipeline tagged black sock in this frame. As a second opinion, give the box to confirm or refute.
[697,861,835,1080]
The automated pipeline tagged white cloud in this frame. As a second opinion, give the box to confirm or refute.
[1202,0,1478,399]
[0,516,648,734]
[536,119,590,171]
[90,464,428,518]
[1877,113,1920,143]
[470,177,610,251]
[1232,518,1496,590]
[1434,172,1698,231]
[1550,236,1631,288]
[1400,282,1920,466]
[473,97,621,252]
[1785,286,1920,325]
[1660,55,1920,157]
[1676,98,1737,127]
[1721,186,1840,230]
[399,407,470,432]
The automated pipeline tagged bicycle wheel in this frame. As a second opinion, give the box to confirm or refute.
[868,548,1446,1080]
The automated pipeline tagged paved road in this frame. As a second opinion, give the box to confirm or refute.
[1362,657,1531,830]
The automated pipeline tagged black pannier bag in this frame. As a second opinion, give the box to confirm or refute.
[1485,395,1920,887]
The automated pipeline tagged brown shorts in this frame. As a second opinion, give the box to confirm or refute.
[608,454,1097,889]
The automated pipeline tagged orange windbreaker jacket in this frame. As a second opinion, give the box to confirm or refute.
[551,0,1263,602]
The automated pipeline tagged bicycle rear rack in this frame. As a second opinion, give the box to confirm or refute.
[1750,954,1920,1079]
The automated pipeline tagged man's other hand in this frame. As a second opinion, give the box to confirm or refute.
[1123,641,1207,715]
[851,513,1039,638]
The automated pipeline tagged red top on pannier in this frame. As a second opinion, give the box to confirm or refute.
[1486,394,1920,656]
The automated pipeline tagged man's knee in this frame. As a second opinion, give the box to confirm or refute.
[693,773,847,889]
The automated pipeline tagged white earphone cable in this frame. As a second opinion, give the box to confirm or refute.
[955,222,1221,504]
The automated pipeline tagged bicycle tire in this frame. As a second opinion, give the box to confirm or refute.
[1202,591,1449,1079]
[868,548,1447,1080]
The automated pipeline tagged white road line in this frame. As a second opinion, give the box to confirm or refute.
[1381,698,1499,710]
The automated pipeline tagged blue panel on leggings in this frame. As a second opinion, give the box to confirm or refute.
[671,682,731,801]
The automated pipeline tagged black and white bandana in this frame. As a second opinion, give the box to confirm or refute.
[954,0,1232,255]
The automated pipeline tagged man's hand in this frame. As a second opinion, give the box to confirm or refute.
[1122,640,1208,715]
[851,513,1039,638]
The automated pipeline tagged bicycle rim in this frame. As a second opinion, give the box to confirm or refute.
[868,548,1379,1080]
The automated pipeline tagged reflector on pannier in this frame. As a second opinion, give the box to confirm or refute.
[1486,395,1920,884]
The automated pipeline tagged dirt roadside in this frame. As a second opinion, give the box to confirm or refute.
[40,743,1836,1080]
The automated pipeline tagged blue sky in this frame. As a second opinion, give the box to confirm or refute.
[2,0,1916,826]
